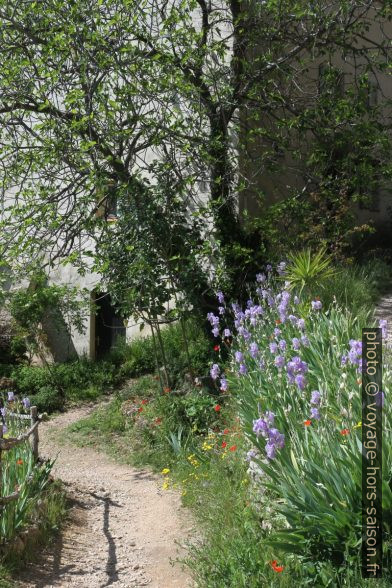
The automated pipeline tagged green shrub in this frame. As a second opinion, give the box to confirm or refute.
[116,319,214,383]
[32,385,64,413]
[9,358,119,412]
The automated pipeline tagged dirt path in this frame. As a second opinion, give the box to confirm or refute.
[14,404,193,588]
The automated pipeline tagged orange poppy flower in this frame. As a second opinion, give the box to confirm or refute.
[270,560,284,573]
[304,420,312,426]
[223,428,229,434]
[340,428,350,436]
[221,441,227,448]
[229,445,237,452]
[16,459,23,465]
[214,404,221,412]
[163,387,171,393]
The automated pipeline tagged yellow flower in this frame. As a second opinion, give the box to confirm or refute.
[162,481,169,490]
[182,489,187,496]
[353,421,362,429]
[202,442,213,451]
[161,468,170,475]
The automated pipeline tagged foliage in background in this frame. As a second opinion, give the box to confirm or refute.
[249,70,392,258]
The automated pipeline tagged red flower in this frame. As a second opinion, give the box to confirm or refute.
[141,399,149,405]
[340,428,350,436]
[229,445,237,452]
[214,345,220,351]
[270,560,284,573]
[163,387,171,394]
[138,407,143,413]
[221,441,227,448]
[304,420,312,426]
[155,417,162,425]
[16,459,23,465]
[223,428,229,434]
[214,404,221,412]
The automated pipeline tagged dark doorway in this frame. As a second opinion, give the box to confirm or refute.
[94,293,126,360]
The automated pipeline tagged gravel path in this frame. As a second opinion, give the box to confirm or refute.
[14,404,193,588]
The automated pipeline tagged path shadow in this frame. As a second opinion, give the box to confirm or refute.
[12,489,124,588]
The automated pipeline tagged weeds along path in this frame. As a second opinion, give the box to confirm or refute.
[15,403,193,588]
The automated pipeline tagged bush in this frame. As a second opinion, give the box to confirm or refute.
[115,319,214,383]
[32,385,64,413]
[9,358,119,413]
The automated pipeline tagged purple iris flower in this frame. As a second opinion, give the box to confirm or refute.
[224,328,231,338]
[310,390,321,405]
[311,300,322,310]
[278,339,287,351]
[295,374,306,390]
[217,291,225,304]
[7,391,15,402]
[212,327,219,337]
[275,355,285,369]
[210,364,220,380]
[379,319,387,339]
[249,342,259,358]
[253,418,269,437]
[235,351,244,363]
[266,442,277,459]
[292,337,300,351]
[310,408,321,420]
[270,342,278,354]
[220,378,228,392]
[301,335,309,347]
[239,363,247,375]
[277,261,287,276]
[274,328,281,338]
[22,397,31,409]
[256,273,266,283]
